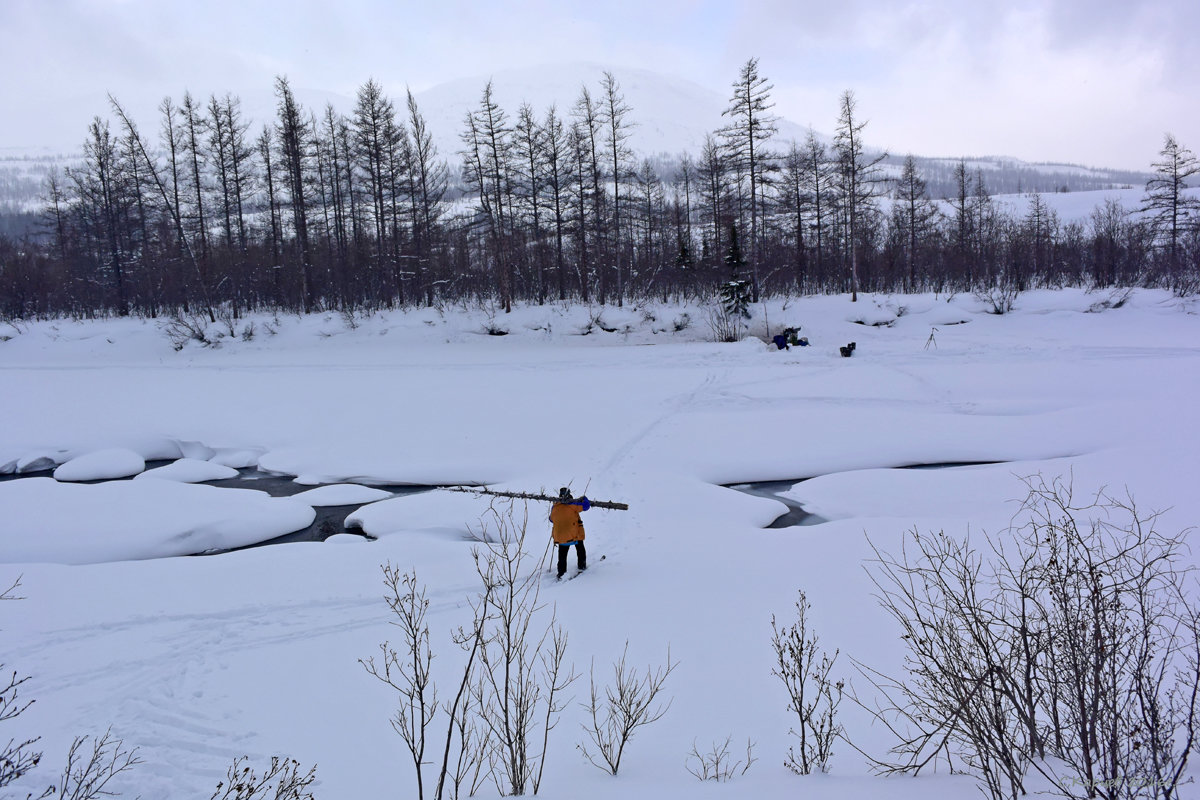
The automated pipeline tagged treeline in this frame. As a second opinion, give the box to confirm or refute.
[1,59,1198,320]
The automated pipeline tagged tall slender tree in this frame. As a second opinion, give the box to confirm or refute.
[111,96,212,319]
[834,90,885,301]
[573,85,606,302]
[601,71,634,306]
[406,89,447,307]
[275,76,315,312]
[353,78,398,287]
[71,118,130,314]
[721,57,777,302]
[257,125,283,297]
[1143,134,1199,280]
[541,104,572,300]
[513,102,547,302]
[801,129,833,287]
[698,134,729,273]
[893,155,939,292]
[180,92,210,267]
[460,81,514,311]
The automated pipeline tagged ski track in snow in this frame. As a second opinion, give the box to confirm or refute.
[600,369,724,474]
[12,579,480,794]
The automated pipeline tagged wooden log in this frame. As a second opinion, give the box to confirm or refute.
[441,485,629,511]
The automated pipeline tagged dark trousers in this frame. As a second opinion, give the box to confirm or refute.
[557,541,586,576]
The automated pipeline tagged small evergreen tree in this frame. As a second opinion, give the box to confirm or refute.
[674,238,693,271]
[720,224,751,319]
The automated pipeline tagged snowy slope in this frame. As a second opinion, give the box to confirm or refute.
[410,61,813,159]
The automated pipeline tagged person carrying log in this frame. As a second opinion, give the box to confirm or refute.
[550,487,590,579]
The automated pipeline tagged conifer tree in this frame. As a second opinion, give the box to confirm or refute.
[720,224,751,319]
[834,90,885,301]
[893,155,939,291]
[1143,133,1199,280]
[721,57,777,303]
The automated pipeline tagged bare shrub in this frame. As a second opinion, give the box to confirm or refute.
[974,284,1019,314]
[361,567,437,800]
[365,504,576,798]
[859,474,1200,800]
[1086,287,1134,313]
[208,755,317,800]
[770,591,843,775]
[0,669,41,792]
[363,564,492,800]
[685,736,756,782]
[164,311,217,350]
[578,643,678,775]
[52,729,142,800]
[704,306,744,343]
[1,578,43,793]
[858,527,1031,800]
[470,504,577,796]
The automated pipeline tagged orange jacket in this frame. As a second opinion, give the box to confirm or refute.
[550,502,587,544]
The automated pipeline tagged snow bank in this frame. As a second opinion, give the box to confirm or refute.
[289,484,394,506]
[134,458,240,483]
[0,478,315,563]
[52,447,145,481]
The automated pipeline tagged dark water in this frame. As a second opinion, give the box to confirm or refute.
[196,469,437,554]
[725,480,824,528]
[897,460,1002,470]
[726,462,1005,529]
[0,464,436,554]
[3,457,1007,549]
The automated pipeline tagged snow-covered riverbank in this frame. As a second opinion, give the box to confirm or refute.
[3,289,1199,798]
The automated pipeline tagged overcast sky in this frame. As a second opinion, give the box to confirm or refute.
[2,0,1195,171]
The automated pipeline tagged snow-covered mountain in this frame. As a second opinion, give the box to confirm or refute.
[408,61,813,161]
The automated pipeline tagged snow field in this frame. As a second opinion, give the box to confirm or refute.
[2,288,1199,798]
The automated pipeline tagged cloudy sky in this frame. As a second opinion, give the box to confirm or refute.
[2,0,1194,171]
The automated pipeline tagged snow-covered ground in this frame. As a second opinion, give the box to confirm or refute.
[2,289,1199,798]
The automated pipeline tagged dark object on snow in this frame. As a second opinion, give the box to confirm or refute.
[442,485,629,511]
[840,342,857,357]
[797,336,809,346]
[773,326,803,351]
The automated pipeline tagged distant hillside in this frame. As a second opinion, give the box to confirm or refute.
[900,155,1150,199]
